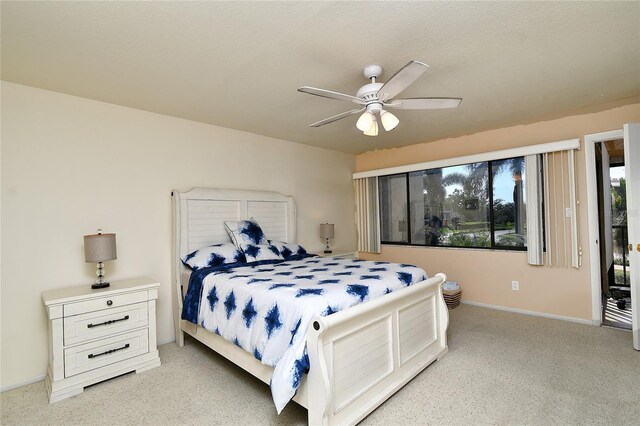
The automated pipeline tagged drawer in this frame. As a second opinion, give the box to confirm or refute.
[64,328,149,378]
[64,302,149,346]
[64,291,148,317]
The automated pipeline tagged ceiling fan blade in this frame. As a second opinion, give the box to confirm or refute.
[309,108,365,127]
[298,86,364,104]
[385,97,462,109]
[377,61,428,102]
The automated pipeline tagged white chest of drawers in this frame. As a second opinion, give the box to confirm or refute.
[41,277,161,403]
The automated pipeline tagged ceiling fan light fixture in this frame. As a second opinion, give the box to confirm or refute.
[380,110,399,131]
[299,61,461,133]
[363,118,378,136]
[356,111,374,132]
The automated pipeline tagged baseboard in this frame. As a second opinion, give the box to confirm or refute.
[1,374,45,393]
[461,300,595,326]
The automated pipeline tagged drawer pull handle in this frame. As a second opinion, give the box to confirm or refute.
[106,300,113,306]
[87,315,130,329]
[88,343,130,359]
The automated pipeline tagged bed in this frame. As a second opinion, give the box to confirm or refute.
[172,187,449,425]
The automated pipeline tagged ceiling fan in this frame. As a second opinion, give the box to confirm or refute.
[298,61,461,136]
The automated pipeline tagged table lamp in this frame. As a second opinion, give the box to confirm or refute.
[320,223,334,254]
[84,229,117,289]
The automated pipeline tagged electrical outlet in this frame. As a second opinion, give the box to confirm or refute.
[512,280,520,291]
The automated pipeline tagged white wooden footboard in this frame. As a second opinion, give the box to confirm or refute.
[305,273,448,426]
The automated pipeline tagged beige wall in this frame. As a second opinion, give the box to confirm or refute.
[0,82,356,389]
[357,100,640,321]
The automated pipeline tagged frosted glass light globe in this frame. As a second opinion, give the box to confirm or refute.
[380,110,399,131]
[356,111,374,132]
[363,119,378,136]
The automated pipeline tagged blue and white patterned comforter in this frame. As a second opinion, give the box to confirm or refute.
[182,255,427,413]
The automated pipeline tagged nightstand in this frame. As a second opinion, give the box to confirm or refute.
[312,250,358,260]
[41,277,161,403]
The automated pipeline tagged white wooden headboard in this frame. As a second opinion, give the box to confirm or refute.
[171,188,296,322]
[173,188,296,257]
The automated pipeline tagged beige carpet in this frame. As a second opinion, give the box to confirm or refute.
[2,304,639,425]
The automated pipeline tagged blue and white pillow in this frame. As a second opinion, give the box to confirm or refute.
[224,218,268,247]
[268,240,307,260]
[181,243,246,270]
[241,243,284,263]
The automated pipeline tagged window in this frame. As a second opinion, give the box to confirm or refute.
[492,157,526,248]
[380,157,528,250]
[379,174,409,243]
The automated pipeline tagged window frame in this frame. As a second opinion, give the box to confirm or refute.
[378,157,528,252]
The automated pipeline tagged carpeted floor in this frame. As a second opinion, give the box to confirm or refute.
[2,304,639,425]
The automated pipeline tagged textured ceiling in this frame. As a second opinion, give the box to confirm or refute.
[2,1,639,154]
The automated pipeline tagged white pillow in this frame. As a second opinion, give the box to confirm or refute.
[268,241,307,259]
[181,243,246,270]
[224,218,268,247]
[241,243,283,263]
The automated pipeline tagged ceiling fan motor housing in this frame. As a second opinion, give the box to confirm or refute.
[356,82,383,103]
[366,102,383,114]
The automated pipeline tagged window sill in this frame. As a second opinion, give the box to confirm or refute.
[380,243,527,253]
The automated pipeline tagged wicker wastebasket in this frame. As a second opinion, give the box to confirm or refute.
[442,287,462,310]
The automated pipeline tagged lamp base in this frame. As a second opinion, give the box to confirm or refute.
[91,282,110,289]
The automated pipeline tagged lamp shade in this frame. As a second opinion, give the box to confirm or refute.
[320,223,335,239]
[84,233,117,263]
[380,110,399,131]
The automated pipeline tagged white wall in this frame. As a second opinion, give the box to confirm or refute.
[0,82,356,389]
